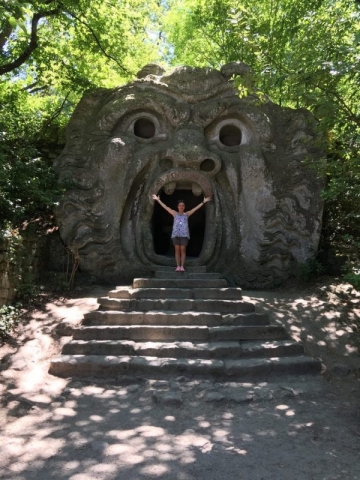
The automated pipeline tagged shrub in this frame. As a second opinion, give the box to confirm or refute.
[343,265,360,291]
[299,257,325,282]
[0,304,21,340]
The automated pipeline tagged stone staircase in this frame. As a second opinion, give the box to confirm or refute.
[49,267,321,380]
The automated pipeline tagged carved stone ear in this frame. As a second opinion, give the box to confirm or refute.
[221,61,253,80]
[136,64,166,79]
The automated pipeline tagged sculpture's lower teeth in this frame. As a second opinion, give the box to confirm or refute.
[164,182,176,195]
[192,183,202,196]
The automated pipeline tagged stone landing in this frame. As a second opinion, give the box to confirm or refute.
[49,267,321,380]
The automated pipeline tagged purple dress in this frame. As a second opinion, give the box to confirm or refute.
[171,214,190,238]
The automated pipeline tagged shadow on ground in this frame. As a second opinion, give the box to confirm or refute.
[243,283,359,376]
[1,375,360,480]
[0,282,359,480]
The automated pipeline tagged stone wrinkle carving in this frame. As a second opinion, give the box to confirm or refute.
[54,63,324,287]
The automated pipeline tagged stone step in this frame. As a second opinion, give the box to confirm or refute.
[108,287,243,300]
[49,270,322,383]
[98,297,255,314]
[62,339,304,359]
[154,271,221,279]
[133,278,228,289]
[73,325,287,342]
[49,354,321,379]
[82,311,270,327]
[153,266,207,273]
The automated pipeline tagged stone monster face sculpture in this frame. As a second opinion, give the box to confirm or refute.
[54,63,324,287]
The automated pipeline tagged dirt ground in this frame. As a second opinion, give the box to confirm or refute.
[0,279,359,480]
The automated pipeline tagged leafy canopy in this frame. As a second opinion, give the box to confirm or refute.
[164,0,360,264]
[0,0,164,229]
[1,0,359,274]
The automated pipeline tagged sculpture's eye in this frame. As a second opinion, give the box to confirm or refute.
[206,117,249,148]
[112,111,164,142]
[219,124,242,146]
[134,117,156,139]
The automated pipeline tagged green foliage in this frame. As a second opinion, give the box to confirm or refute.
[47,272,73,292]
[343,265,360,290]
[299,257,325,282]
[0,233,36,325]
[0,145,60,229]
[1,0,163,84]
[0,230,38,308]
[0,304,21,341]
[164,0,360,272]
[0,83,62,228]
[0,0,164,229]
[15,267,41,304]
[1,0,359,285]
[0,229,24,265]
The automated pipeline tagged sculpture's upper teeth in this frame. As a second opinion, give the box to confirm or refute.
[164,182,176,195]
[192,183,202,196]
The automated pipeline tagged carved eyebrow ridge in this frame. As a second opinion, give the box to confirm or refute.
[193,98,245,127]
[105,86,191,130]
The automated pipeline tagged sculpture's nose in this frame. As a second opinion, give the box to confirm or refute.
[165,126,221,176]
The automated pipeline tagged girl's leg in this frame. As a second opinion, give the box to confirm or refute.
[180,245,186,267]
[174,245,181,266]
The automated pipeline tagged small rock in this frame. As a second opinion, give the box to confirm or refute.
[11,360,27,371]
[70,382,84,389]
[315,286,328,299]
[127,384,140,393]
[55,322,73,336]
[162,392,183,405]
[199,382,216,391]
[152,380,169,388]
[151,391,161,403]
[232,394,254,404]
[91,441,109,452]
[331,364,351,377]
[279,386,299,397]
[254,389,273,401]
[204,391,225,402]
[176,376,190,382]
[152,391,183,405]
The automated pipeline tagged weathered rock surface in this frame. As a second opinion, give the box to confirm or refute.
[54,63,324,288]
[49,268,321,380]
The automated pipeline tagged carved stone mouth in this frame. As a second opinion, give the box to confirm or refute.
[162,180,203,196]
[149,169,213,200]
[145,168,216,266]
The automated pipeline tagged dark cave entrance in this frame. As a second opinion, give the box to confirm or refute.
[152,189,205,258]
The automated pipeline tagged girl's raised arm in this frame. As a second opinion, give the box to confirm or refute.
[186,196,212,217]
[152,194,176,217]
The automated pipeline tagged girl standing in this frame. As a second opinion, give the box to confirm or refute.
[151,194,212,271]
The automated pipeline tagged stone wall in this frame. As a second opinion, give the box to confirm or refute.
[0,232,49,306]
[0,237,15,305]
[0,229,91,306]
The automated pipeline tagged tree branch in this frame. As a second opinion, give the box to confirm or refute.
[28,85,50,94]
[0,7,61,75]
[0,21,14,52]
[1,1,131,77]
[316,83,360,127]
[62,8,131,75]
[39,91,71,138]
